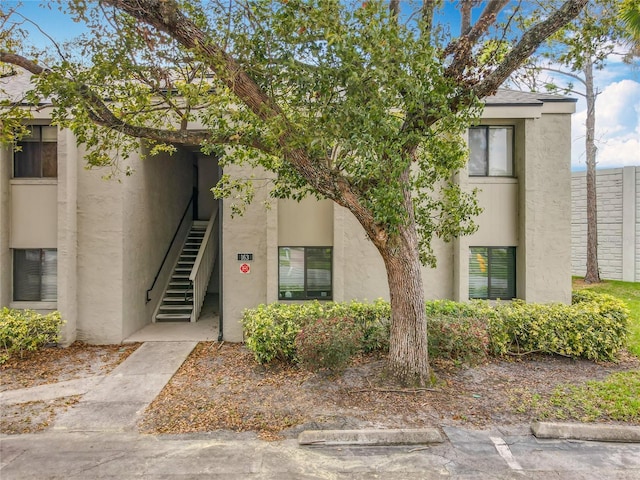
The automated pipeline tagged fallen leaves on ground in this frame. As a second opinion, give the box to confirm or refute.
[0,342,139,435]
[0,342,140,392]
[139,343,640,440]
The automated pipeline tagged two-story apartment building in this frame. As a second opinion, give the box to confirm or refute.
[0,81,576,345]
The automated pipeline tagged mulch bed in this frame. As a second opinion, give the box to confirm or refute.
[139,342,640,440]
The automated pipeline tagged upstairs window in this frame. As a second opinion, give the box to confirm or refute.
[469,247,516,300]
[468,126,513,176]
[14,125,58,178]
[13,249,57,302]
[279,247,332,300]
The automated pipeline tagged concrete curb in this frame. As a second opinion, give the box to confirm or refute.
[531,421,640,443]
[298,428,445,446]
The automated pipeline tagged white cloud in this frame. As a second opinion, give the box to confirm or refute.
[571,79,640,169]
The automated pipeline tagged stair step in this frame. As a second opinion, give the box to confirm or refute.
[170,281,191,287]
[172,274,190,279]
[175,267,192,272]
[163,296,192,303]
[156,313,191,322]
[166,289,193,295]
[160,305,193,311]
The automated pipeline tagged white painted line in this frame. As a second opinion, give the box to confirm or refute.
[490,436,523,471]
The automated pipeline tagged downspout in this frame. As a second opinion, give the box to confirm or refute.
[217,185,224,342]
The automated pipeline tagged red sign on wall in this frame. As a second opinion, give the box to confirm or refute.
[240,263,251,274]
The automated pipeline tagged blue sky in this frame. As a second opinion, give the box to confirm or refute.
[5,0,639,170]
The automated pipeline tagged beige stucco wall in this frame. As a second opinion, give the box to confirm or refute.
[0,145,12,307]
[75,150,126,343]
[278,198,333,246]
[10,183,58,248]
[467,179,518,246]
[519,114,572,303]
[221,164,273,341]
[56,128,78,345]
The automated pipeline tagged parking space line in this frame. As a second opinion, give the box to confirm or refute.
[490,436,523,471]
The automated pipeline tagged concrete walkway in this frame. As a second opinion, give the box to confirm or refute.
[39,341,197,432]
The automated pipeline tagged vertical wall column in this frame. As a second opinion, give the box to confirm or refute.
[56,129,78,345]
[0,146,11,307]
[622,166,637,282]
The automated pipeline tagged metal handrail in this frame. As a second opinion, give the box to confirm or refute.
[145,193,194,303]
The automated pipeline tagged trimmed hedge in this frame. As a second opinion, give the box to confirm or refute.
[242,291,629,367]
[0,308,64,363]
[489,291,629,361]
[242,300,390,364]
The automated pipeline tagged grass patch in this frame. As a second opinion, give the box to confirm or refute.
[573,277,640,356]
[548,371,640,423]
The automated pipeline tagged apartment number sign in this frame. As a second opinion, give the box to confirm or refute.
[237,253,253,261]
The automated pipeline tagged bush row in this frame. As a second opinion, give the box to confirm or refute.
[0,308,64,363]
[242,291,629,370]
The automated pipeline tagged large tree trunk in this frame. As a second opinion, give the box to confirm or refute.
[380,223,431,386]
[584,58,601,284]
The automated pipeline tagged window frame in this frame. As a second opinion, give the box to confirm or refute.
[13,125,58,179]
[278,246,333,301]
[468,246,516,300]
[12,248,58,303]
[468,125,515,177]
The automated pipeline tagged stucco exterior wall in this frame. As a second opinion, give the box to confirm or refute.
[571,166,639,282]
[10,183,57,248]
[222,165,272,341]
[0,145,12,307]
[519,114,572,303]
[56,128,78,345]
[75,150,125,344]
[121,146,194,339]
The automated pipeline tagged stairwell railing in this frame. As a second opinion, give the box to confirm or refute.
[145,193,194,303]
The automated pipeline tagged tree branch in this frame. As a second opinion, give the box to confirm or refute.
[0,51,272,152]
[472,0,588,99]
[537,66,587,87]
[444,0,510,58]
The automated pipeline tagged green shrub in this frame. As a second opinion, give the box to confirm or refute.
[243,291,629,366]
[295,317,364,371]
[0,308,64,363]
[427,314,490,364]
[242,300,390,364]
[489,292,629,361]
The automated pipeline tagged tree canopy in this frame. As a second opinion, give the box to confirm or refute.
[0,0,589,384]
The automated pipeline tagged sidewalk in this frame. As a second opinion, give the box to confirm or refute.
[0,342,196,432]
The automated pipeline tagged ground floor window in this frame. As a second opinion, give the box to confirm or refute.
[13,249,57,301]
[279,247,332,300]
[469,246,516,300]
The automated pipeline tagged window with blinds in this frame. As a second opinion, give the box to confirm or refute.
[278,247,332,300]
[13,125,58,178]
[469,247,516,300]
[13,249,57,302]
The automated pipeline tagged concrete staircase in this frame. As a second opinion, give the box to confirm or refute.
[155,222,207,322]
